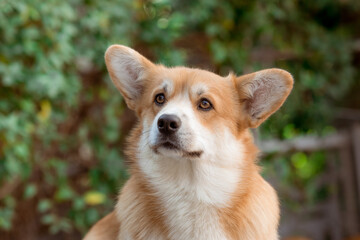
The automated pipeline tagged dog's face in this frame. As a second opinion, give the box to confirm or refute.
[105,45,293,163]
[137,67,244,161]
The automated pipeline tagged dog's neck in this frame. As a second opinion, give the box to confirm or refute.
[121,126,262,240]
[139,155,242,206]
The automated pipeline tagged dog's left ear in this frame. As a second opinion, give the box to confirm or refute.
[105,45,155,110]
[235,68,294,128]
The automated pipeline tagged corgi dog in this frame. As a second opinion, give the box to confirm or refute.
[84,45,293,240]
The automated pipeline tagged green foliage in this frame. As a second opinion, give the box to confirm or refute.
[263,150,328,208]
[0,0,359,237]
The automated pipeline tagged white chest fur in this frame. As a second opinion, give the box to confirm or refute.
[140,158,232,240]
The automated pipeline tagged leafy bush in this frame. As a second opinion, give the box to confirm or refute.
[0,0,359,237]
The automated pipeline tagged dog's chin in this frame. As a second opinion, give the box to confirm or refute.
[152,142,203,159]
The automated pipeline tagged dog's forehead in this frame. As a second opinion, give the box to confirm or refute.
[154,67,228,96]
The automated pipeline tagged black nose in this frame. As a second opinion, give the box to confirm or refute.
[157,114,182,135]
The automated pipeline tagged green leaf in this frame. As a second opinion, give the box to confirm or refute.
[24,183,37,199]
[38,199,52,213]
[41,213,56,225]
[210,40,227,63]
[54,185,75,202]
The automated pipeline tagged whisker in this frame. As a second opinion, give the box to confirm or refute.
[140,129,151,137]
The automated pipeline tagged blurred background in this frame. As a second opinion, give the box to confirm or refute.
[1,0,360,239]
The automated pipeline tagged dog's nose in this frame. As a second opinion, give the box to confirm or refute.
[157,114,182,135]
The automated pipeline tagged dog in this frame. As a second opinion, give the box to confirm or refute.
[84,45,293,240]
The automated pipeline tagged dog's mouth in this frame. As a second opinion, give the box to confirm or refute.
[151,140,203,158]
[161,141,179,150]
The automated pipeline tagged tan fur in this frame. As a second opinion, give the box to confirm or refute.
[84,45,293,240]
[219,130,280,239]
[115,173,170,239]
[83,211,119,240]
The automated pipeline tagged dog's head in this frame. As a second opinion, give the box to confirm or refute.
[105,45,293,162]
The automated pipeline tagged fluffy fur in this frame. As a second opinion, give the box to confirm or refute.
[84,45,294,240]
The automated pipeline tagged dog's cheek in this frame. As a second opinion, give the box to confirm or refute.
[199,110,240,138]
[139,112,157,145]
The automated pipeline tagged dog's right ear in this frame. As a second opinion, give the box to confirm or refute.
[105,45,154,110]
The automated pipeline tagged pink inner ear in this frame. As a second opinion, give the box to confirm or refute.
[246,74,288,121]
[124,64,144,96]
[108,49,146,102]
[247,87,268,119]
[125,64,138,80]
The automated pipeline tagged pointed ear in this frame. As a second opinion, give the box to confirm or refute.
[105,45,154,110]
[235,68,294,128]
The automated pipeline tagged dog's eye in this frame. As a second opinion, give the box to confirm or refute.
[198,99,212,111]
[155,93,166,105]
